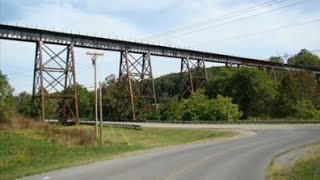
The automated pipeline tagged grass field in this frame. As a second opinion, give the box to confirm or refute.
[0,124,236,180]
[268,144,320,180]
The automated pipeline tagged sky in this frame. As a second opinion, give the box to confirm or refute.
[0,0,320,94]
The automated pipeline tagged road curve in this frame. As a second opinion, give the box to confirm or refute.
[22,127,320,180]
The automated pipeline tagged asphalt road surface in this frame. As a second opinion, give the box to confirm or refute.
[23,126,320,180]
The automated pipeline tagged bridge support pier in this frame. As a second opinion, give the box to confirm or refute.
[259,66,277,79]
[226,62,234,68]
[179,58,207,99]
[31,41,79,124]
[116,51,157,121]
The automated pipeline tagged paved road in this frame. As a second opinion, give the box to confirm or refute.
[23,127,320,180]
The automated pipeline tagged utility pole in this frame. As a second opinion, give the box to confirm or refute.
[86,52,104,147]
[99,82,103,146]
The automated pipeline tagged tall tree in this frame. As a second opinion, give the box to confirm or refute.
[76,84,94,119]
[273,71,320,118]
[206,68,278,118]
[288,49,320,70]
[15,91,32,117]
[0,71,14,123]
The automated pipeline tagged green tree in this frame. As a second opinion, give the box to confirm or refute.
[226,69,278,118]
[102,74,123,120]
[76,84,94,119]
[273,71,320,118]
[269,56,284,63]
[15,91,32,117]
[206,68,278,118]
[0,71,14,123]
[155,73,180,101]
[288,49,320,70]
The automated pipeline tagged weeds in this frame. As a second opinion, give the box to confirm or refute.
[7,114,95,147]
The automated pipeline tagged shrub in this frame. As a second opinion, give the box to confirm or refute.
[182,90,211,121]
[293,100,320,120]
[181,90,242,121]
[210,95,242,121]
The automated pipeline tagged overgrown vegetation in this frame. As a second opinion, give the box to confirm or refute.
[9,115,96,146]
[0,117,235,180]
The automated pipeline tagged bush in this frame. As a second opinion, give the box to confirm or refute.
[293,100,320,120]
[182,90,210,121]
[181,90,242,121]
[210,95,242,121]
[161,99,183,121]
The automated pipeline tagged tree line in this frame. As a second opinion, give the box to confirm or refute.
[1,49,319,123]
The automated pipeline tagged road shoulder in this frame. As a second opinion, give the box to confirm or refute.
[267,141,320,180]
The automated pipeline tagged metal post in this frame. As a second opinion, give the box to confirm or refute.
[32,41,40,119]
[124,51,136,121]
[39,41,45,122]
[62,45,71,122]
[70,45,80,124]
[147,54,158,110]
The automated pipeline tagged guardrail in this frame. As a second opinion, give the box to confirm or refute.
[47,119,320,126]
[140,120,320,124]
[81,121,141,130]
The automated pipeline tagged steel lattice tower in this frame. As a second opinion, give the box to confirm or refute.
[116,51,157,121]
[31,41,79,124]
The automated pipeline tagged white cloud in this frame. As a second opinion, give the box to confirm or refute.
[16,3,145,38]
[155,1,320,59]
[68,0,180,12]
[1,0,320,94]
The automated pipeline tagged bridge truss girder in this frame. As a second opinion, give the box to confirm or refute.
[31,41,79,124]
[179,58,208,99]
[116,51,157,121]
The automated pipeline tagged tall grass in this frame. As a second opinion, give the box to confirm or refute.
[8,114,95,147]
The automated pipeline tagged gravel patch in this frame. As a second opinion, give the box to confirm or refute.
[272,143,320,168]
